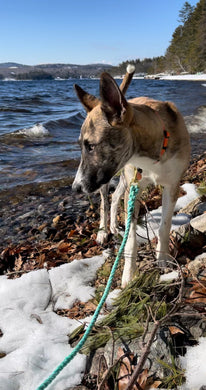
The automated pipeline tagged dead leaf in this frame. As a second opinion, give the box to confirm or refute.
[58,242,71,253]
[67,229,77,238]
[137,368,149,389]
[146,380,162,389]
[14,253,23,271]
[185,279,206,304]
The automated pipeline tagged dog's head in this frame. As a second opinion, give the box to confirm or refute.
[72,72,134,193]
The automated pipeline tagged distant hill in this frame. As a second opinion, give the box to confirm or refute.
[0,62,30,69]
[0,62,113,80]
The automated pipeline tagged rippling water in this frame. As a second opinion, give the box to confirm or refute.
[0,79,205,191]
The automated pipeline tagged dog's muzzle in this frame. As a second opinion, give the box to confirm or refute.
[72,181,82,193]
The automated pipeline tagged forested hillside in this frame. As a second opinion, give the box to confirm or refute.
[110,0,206,75]
[166,0,206,73]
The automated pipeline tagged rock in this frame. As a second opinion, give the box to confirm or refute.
[171,219,205,259]
[89,325,176,380]
[17,210,35,220]
[194,202,206,216]
[190,320,206,339]
[58,196,73,210]
[190,213,206,233]
[52,215,61,226]
[41,226,57,239]
[178,197,201,216]
[37,204,45,214]
[187,253,206,276]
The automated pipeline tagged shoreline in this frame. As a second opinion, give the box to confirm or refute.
[2,74,206,82]
[0,146,205,253]
[144,73,206,81]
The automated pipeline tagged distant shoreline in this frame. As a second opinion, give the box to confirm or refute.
[2,74,206,82]
[144,73,206,81]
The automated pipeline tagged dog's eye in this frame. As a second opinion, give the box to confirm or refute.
[85,141,95,153]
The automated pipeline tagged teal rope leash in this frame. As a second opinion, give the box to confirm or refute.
[36,184,139,390]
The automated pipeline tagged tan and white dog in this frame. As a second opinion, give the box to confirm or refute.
[72,68,190,287]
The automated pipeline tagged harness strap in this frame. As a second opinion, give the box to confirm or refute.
[160,129,170,157]
[155,111,170,160]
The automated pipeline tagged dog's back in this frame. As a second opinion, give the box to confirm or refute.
[128,96,190,165]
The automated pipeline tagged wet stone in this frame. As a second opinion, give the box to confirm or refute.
[0,180,96,249]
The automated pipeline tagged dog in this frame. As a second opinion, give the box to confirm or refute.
[72,68,190,287]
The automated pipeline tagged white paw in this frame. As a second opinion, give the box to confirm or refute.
[156,252,171,269]
[96,230,108,245]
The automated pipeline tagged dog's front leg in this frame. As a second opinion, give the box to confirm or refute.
[110,171,127,235]
[121,189,141,288]
[156,183,179,268]
[96,184,110,244]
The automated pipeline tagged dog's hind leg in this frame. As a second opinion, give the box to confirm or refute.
[156,183,180,268]
[96,184,110,244]
[110,171,127,235]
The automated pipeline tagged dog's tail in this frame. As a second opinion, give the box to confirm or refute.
[119,64,135,95]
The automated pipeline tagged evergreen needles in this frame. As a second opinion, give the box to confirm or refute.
[80,269,171,354]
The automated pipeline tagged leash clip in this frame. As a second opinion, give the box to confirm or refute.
[131,167,142,185]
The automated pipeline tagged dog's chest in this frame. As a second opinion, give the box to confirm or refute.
[127,154,180,186]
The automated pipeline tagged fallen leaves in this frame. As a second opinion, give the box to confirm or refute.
[57,300,97,320]
[96,348,162,390]
[185,278,206,305]
[1,214,105,277]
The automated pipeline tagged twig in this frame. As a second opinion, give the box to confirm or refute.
[168,311,206,317]
[142,306,151,345]
[125,321,160,390]
[5,269,30,276]
[143,211,157,263]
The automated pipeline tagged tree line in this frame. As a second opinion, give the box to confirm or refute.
[109,0,206,75]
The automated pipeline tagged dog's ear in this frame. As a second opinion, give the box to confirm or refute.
[74,84,99,112]
[100,72,128,124]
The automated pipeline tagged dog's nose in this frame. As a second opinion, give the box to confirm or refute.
[72,182,82,193]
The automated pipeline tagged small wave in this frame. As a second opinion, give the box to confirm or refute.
[185,106,206,134]
[46,111,85,131]
[202,84,206,87]
[16,123,50,137]
[14,95,51,105]
[0,107,32,113]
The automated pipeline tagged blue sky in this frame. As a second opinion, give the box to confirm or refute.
[0,0,199,66]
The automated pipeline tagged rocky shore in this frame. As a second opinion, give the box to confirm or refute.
[0,152,206,389]
[0,152,205,284]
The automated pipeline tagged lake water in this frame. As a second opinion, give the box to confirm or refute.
[0,78,205,191]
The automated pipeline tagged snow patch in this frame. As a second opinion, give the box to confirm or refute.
[180,337,206,389]
[0,255,106,390]
[105,289,121,310]
[160,270,179,283]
